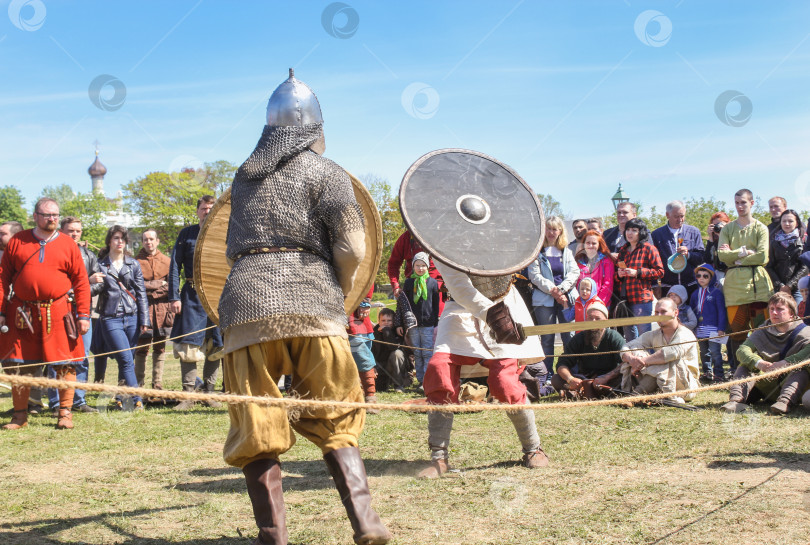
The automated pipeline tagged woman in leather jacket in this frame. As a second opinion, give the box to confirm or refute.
[766,209,807,303]
[95,225,150,410]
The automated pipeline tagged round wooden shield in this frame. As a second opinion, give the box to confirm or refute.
[194,172,383,324]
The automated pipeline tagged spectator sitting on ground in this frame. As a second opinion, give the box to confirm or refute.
[549,302,623,399]
[620,298,700,404]
[667,285,697,332]
[372,308,411,393]
[722,292,810,415]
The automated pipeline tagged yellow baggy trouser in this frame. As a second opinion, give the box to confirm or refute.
[222,336,365,469]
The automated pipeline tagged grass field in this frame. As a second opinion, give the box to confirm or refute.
[1,354,809,545]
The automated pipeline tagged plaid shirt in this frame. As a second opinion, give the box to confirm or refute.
[616,242,664,304]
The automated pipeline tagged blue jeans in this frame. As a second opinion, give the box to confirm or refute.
[409,326,434,384]
[533,303,573,374]
[623,301,654,342]
[699,339,724,379]
[100,314,141,403]
[47,321,93,409]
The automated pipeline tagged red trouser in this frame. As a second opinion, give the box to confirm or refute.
[424,352,527,405]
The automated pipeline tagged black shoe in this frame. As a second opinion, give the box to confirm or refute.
[74,404,99,413]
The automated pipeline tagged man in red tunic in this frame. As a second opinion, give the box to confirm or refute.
[0,198,91,430]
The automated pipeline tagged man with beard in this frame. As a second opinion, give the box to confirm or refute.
[568,219,588,254]
[551,301,624,397]
[0,198,90,430]
[620,298,700,404]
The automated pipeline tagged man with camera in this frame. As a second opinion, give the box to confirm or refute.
[651,200,705,299]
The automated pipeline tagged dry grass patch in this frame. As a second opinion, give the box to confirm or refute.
[1,356,808,544]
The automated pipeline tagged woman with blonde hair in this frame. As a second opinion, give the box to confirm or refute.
[523,216,581,399]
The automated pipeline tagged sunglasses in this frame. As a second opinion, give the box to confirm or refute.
[695,273,711,279]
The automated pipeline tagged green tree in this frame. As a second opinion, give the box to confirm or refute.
[360,173,405,286]
[536,193,566,219]
[38,184,116,248]
[201,160,238,195]
[123,170,212,251]
[0,186,28,224]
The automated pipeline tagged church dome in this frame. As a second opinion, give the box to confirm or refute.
[88,154,107,177]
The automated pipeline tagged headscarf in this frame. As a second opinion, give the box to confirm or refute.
[774,228,800,248]
[411,252,430,303]
[578,277,597,304]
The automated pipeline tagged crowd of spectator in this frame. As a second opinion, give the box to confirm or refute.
[3,188,810,430]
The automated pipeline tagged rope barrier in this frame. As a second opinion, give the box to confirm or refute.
[2,357,807,413]
[350,317,807,357]
[2,324,217,371]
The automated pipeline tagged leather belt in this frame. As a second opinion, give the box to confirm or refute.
[232,246,313,262]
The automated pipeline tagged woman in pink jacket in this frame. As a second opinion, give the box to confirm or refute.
[575,230,615,308]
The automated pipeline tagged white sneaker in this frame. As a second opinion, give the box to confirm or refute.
[670,396,685,404]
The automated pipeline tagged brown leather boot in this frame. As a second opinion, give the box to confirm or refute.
[359,370,379,415]
[323,447,391,545]
[416,458,449,479]
[242,458,288,545]
[55,367,76,430]
[56,408,73,429]
[3,385,30,430]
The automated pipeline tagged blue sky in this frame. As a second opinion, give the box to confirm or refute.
[2,0,810,219]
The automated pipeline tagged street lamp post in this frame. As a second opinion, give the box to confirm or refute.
[611,183,630,210]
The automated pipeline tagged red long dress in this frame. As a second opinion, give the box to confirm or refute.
[0,231,90,365]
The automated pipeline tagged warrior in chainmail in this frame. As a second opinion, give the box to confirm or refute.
[218,69,391,545]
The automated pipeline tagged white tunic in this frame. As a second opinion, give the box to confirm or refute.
[433,262,544,365]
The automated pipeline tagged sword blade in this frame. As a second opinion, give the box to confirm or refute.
[521,315,671,337]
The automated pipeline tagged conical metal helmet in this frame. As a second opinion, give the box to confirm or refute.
[266,68,324,128]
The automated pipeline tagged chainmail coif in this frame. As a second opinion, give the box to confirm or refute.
[218,123,365,335]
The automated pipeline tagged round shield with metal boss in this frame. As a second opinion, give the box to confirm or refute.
[398,148,544,276]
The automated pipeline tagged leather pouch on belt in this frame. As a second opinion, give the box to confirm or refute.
[15,306,33,332]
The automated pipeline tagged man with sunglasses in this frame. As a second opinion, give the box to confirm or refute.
[0,198,91,430]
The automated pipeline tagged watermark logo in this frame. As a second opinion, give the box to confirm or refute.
[88,75,127,112]
[321,2,359,39]
[794,171,810,209]
[488,477,527,515]
[714,90,752,127]
[401,82,440,120]
[634,10,672,47]
[8,0,46,31]
[803,489,810,512]
[95,390,137,424]
[168,154,206,184]
[720,409,761,440]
